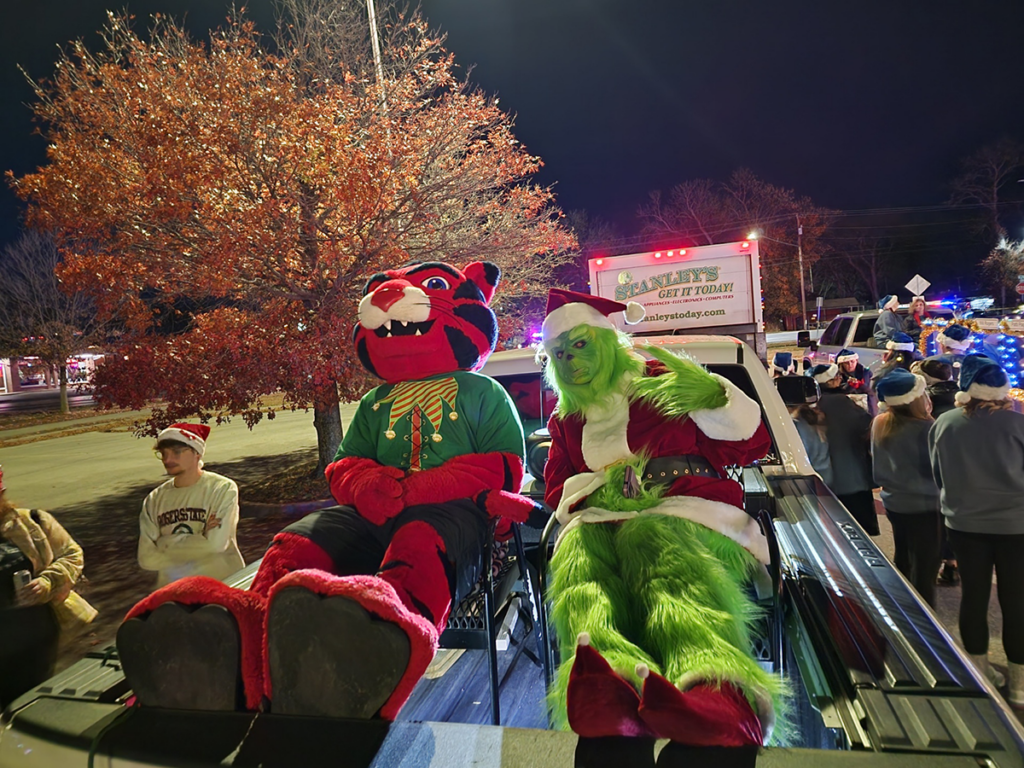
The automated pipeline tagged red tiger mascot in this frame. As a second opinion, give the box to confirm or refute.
[118,261,535,719]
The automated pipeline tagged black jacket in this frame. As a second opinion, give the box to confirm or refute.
[927,381,959,418]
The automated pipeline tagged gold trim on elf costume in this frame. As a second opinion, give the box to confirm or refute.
[374,377,459,470]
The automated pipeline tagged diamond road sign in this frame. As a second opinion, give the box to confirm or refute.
[905,274,931,296]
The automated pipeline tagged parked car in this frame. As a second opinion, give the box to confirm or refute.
[815,306,955,374]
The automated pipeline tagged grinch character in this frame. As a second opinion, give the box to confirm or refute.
[541,288,782,746]
[117,261,536,719]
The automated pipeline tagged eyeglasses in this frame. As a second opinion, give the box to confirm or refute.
[154,446,190,460]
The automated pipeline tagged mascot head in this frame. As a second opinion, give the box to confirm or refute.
[355,261,501,384]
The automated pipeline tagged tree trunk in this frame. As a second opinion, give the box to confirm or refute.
[311,378,343,477]
[58,364,69,414]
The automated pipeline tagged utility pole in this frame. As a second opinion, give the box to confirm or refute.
[366,0,387,110]
[797,214,807,330]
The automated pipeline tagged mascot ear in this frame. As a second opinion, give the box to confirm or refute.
[463,262,501,304]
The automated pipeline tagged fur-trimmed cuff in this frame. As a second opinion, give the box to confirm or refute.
[688,374,762,442]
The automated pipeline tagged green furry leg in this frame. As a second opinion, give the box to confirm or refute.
[548,523,657,730]
[616,515,788,741]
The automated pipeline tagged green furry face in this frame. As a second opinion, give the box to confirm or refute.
[547,325,609,386]
[543,325,644,416]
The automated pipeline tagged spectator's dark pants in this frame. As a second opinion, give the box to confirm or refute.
[886,509,941,607]
[0,604,59,708]
[948,528,1024,664]
[838,491,880,536]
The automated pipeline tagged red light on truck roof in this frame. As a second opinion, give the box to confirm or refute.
[741,241,750,250]
[595,259,604,266]
[654,252,662,259]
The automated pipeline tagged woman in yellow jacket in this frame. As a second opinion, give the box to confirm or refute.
[0,465,97,707]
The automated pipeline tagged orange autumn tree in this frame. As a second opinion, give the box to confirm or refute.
[12,8,575,471]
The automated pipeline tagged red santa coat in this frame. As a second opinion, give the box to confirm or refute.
[544,371,773,563]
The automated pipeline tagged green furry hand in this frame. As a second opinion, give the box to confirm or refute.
[632,345,728,416]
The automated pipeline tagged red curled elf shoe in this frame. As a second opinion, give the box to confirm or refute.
[637,668,765,747]
[565,634,656,738]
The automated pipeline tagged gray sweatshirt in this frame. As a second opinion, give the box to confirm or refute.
[928,407,1024,534]
[871,419,939,513]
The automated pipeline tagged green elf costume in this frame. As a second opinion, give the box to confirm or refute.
[541,288,783,746]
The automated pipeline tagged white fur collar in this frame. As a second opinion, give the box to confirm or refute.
[581,373,637,470]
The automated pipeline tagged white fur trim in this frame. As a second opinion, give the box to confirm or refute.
[771,362,795,374]
[689,374,762,442]
[554,471,610,526]
[157,427,206,457]
[357,285,431,329]
[582,391,636,469]
[553,496,768,565]
[652,496,770,564]
[624,302,646,324]
[955,391,972,406]
[836,351,859,364]
[577,632,591,647]
[936,332,971,352]
[541,303,615,343]
[965,381,1011,402]
[813,364,840,384]
[886,339,915,351]
[635,663,650,679]
[880,374,926,406]
[883,295,900,311]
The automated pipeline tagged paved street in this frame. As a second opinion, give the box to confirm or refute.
[0,388,96,414]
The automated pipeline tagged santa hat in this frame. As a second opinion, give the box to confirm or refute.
[936,323,972,352]
[955,354,1010,406]
[809,363,839,384]
[886,332,915,352]
[836,348,859,364]
[541,288,645,345]
[771,352,795,374]
[878,294,899,311]
[875,369,927,406]
[156,423,210,457]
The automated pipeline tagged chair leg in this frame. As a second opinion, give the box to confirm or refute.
[511,525,547,679]
[484,565,501,725]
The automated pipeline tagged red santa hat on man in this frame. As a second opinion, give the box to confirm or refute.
[156,423,211,457]
[541,288,646,347]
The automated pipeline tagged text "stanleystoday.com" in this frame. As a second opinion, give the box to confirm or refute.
[647,309,726,323]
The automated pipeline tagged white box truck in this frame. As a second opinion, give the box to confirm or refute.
[588,240,767,358]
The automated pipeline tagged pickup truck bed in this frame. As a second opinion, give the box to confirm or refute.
[3,336,1021,767]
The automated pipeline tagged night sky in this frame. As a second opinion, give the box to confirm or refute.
[3,1,1024,290]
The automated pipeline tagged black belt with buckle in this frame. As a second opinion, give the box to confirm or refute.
[642,455,721,486]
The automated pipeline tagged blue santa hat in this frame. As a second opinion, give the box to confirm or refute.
[886,332,915,352]
[878,294,899,311]
[936,323,972,352]
[836,348,859,364]
[955,354,1010,406]
[809,363,839,384]
[772,351,795,374]
[875,369,927,406]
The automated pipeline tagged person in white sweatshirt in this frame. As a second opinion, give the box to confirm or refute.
[138,423,244,588]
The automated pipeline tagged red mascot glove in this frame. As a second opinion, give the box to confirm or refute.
[325,456,405,526]
[401,452,525,509]
[848,379,863,391]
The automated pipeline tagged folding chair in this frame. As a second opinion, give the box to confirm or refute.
[438,522,545,725]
